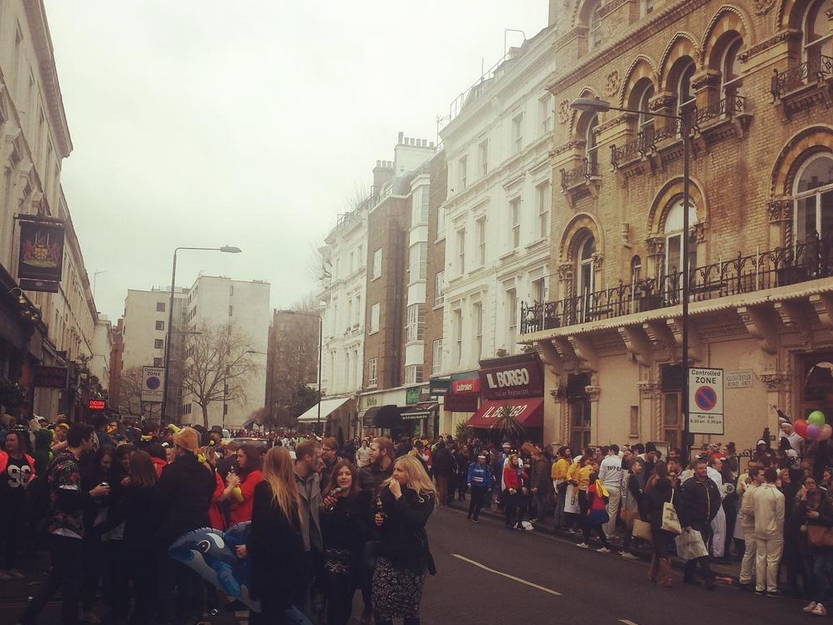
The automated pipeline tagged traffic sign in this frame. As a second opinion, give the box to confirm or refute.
[688,367,724,435]
[142,366,166,403]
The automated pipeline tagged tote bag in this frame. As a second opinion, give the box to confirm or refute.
[633,518,653,542]
[660,490,682,535]
[675,529,709,560]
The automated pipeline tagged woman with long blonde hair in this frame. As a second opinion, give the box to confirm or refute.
[247,447,312,624]
[372,454,435,625]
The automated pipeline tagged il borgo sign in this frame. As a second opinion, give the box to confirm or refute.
[485,368,530,390]
[479,353,544,400]
[479,402,529,420]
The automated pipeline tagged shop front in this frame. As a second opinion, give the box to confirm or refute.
[297,395,356,439]
[467,353,545,445]
[436,372,480,436]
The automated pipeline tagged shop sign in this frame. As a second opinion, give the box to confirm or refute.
[429,379,451,396]
[405,387,421,405]
[34,365,68,389]
[479,354,544,400]
[451,378,480,394]
[88,399,106,411]
[17,218,65,291]
[363,396,378,409]
[444,393,479,413]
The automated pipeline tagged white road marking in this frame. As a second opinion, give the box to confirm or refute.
[619,619,641,625]
[451,553,562,596]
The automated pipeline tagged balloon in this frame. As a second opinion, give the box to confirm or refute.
[168,522,260,613]
[808,411,826,427]
[821,424,833,441]
[807,423,822,440]
[795,419,809,438]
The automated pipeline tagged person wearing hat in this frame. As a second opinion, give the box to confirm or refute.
[155,427,216,625]
[466,453,492,522]
[779,417,805,459]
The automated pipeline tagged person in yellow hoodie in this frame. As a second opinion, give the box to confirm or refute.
[566,454,593,537]
[551,446,572,531]
[578,467,612,552]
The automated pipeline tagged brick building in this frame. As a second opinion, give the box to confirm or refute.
[521,0,833,452]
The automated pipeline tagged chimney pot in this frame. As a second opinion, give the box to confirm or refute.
[398,131,404,143]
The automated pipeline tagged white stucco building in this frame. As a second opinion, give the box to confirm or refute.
[182,275,270,429]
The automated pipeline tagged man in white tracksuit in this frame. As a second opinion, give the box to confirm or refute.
[707,455,727,558]
[751,467,785,595]
[599,444,624,539]
[738,467,765,589]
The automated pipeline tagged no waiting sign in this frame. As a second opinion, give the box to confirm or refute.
[142,366,166,403]
[688,367,724,435]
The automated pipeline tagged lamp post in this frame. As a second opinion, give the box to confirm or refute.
[161,245,242,425]
[280,309,324,436]
[570,97,693,460]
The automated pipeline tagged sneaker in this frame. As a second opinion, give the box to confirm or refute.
[804,602,818,613]
[0,570,13,581]
[620,551,638,560]
[766,590,781,598]
[7,569,24,580]
[472,519,480,524]
[576,542,589,549]
[813,604,827,616]
[755,588,766,596]
[564,528,576,535]
[739,582,754,592]
[597,547,611,553]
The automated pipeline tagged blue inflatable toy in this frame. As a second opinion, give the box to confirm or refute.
[168,521,260,613]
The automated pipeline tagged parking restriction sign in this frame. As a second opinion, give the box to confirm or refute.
[688,367,724,435]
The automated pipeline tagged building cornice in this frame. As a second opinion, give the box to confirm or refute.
[547,0,711,97]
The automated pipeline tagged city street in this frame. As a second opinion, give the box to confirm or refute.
[0,506,806,625]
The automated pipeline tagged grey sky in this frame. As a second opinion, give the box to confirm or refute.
[44,1,547,321]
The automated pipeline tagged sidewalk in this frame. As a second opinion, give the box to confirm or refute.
[446,499,742,582]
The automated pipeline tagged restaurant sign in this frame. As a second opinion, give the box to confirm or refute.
[479,353,544,400]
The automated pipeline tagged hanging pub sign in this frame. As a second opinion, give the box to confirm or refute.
[17,217,65,292]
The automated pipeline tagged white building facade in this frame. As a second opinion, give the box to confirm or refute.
[437,27,558,434]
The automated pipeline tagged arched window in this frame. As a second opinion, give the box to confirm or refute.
[634,81,655,143]
[631,255,642,284]
[794,153,833,244]
[584,114,599,171]
[663,198,698,277]
[803,0,833,72]
[675,59,696,120]
[720,35,744,100]
[577,235,596,321]
[588,4,602,50]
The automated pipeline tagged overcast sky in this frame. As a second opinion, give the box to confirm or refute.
[44,1,548,322]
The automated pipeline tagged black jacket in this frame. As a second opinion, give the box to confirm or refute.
[645,477,675,533]
[679,475,721,531]
[359,462,393,497]
[94,484,161,548]
[248,481,306,617]
[156,452,215,544]
[377,485,434,572]
[432,447,454,477]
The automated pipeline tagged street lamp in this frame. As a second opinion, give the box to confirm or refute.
[571,97,693,460]
[279,309,324,435]
[161,245,242,424]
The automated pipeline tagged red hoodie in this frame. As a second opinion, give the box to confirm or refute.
[152,457,167,478]
[228,469,264,525]
[503,464,528,491]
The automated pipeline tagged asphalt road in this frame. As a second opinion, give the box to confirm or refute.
[0,508,808,625]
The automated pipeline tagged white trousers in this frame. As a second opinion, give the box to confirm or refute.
[710,506,726,558]
[604,486,621,538]
[738,523,756,584]
[755,535,784,593]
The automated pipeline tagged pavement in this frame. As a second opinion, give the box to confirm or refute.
[0,509,808,625]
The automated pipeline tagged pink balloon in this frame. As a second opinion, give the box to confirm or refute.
[807,423,822,440]
[821,424,833,441]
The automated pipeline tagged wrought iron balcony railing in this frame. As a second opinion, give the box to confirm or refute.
[771,54,833,99]
[560,158,600,191]
[520,235,833,334]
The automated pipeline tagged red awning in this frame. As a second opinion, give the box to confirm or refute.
[466,398,544,429]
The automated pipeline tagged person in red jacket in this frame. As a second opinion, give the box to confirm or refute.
[219,444,264,525]
[0,431,36,580]
[503,454,529,530]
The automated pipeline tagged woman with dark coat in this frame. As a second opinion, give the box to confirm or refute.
[644,463,675,587]
[372,454,436,625]
[247,446,312,625]
[321,459,367,625]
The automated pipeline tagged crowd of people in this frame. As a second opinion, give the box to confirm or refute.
[0,413,436,625]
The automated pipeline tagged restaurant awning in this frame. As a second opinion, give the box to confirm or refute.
[467,398,544,429]
[401,402,438,421]
[297,396,351,423]
[362,404,405,429]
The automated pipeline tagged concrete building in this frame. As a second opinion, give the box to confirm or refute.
[182,275,270,429]
[0,0,106,421]
[120,287,188,420]
[437,25,558,434]
[520,0,833,451]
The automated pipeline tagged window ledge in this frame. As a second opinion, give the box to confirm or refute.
[433,303,444,311]
[525,238,547,251]
[499,250,518,261]
[434,235,446,245]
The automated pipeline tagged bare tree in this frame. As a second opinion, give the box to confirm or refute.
[117,367,160,420]
[181,322,259,429]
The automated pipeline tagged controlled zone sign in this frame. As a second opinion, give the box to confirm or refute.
[142,366,165,403]
[688,367,724,435]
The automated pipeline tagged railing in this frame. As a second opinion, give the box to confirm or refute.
[696,95,746,125]
[520,235,833,334]
[560,158,600,191]
[771,54,833,99]
[448,51,515,122]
